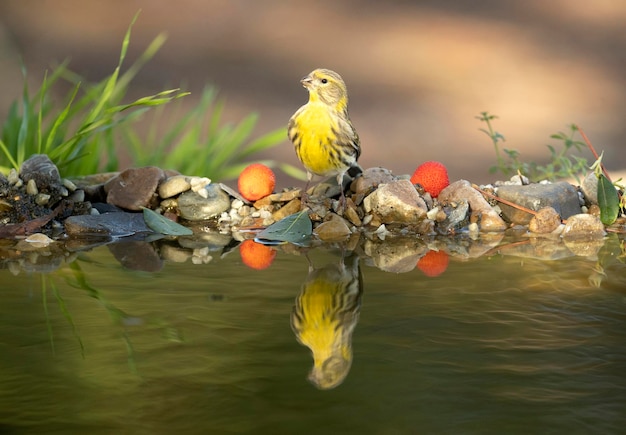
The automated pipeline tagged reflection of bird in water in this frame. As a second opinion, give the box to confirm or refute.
[290,253,363,390]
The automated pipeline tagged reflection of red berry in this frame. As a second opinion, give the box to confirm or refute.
[417,250,449,277]
[410,161,449,198]
[240,239,276,270]
[238,163,276,201]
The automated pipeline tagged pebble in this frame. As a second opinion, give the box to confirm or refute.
[562,214,606,240]
[352,167,396,195]
[314,213,352,241]
[189,177,212,198]
[363,179,427,225]
[272,198,302,221]
[528,206,561,234]
[26,179,38,195]
[581,172,598,204]
[158,175,191,198]
[177,184,231,220]
[20,154,61,184]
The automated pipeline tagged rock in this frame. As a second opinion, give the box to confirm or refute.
[439,180,507,232]
[20,154,61,184]
[105,166,166,211]
[528,206,561,234]
[352,167,396,195]
[343,199,362,226]
[64,212,153,238]
[189,177,212,198]
[158,175,191,198]
[272,198,302,221]
[314,213,352,241]
[581,172,598,204]
[177,184,231,220]
[562,214,606,240]
[496,182,581,225]
[363,179,427,225]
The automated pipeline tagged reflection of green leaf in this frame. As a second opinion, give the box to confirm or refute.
[256,210,312,245]
[598,173,619,225]
[142,207,193,236]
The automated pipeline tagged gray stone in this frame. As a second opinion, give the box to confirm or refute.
[177,184,231,220]
[496,182,581,225]
[363,179,427,225]
[65,212,153,238]
[352,167,396,195]
[439,180,507,232]
[581,172,598,204]
[105,166,166,211]
[158,175,191,198]
[20,154,61,184]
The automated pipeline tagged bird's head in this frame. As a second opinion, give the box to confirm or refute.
[301,68,349,112]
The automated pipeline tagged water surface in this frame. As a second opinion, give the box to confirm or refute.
[1,235,625,434]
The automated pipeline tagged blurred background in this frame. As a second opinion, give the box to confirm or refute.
[1,0,625,185]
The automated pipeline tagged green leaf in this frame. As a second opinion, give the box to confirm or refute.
[597,173,619,226]
[142,207,193,236]
[255,210,312,245]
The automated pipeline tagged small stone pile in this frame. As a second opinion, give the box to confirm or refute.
[0,154,618,244]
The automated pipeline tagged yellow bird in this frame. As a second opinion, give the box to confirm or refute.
[291,254,363,389]
[288,68,362,205]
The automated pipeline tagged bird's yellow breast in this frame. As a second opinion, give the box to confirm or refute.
[291,103,343,176]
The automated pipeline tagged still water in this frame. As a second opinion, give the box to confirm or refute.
[1,234,625,434]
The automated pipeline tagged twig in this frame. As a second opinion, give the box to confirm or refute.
[576,125,612,182]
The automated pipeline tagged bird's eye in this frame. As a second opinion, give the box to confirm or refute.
[321,78,328,84]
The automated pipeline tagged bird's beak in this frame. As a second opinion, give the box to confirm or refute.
[300,75,313,89]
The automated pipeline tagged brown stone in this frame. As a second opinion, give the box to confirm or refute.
[104,166,166,211]
[528,207,561,234]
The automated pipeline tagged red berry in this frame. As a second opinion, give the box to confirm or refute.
[410,161,449,198]
[238,163,276,201]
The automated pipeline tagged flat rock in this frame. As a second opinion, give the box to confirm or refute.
[496,182,581,225]
[64,212,153,238]
[363,179,427,225]
[439,180,507,232]
[105,166,166,211]
[177,184,231,220]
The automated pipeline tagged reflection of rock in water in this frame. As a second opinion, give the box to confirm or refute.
[291,254,363,390]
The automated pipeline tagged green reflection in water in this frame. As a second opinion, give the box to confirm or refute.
[0,236,625,434]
